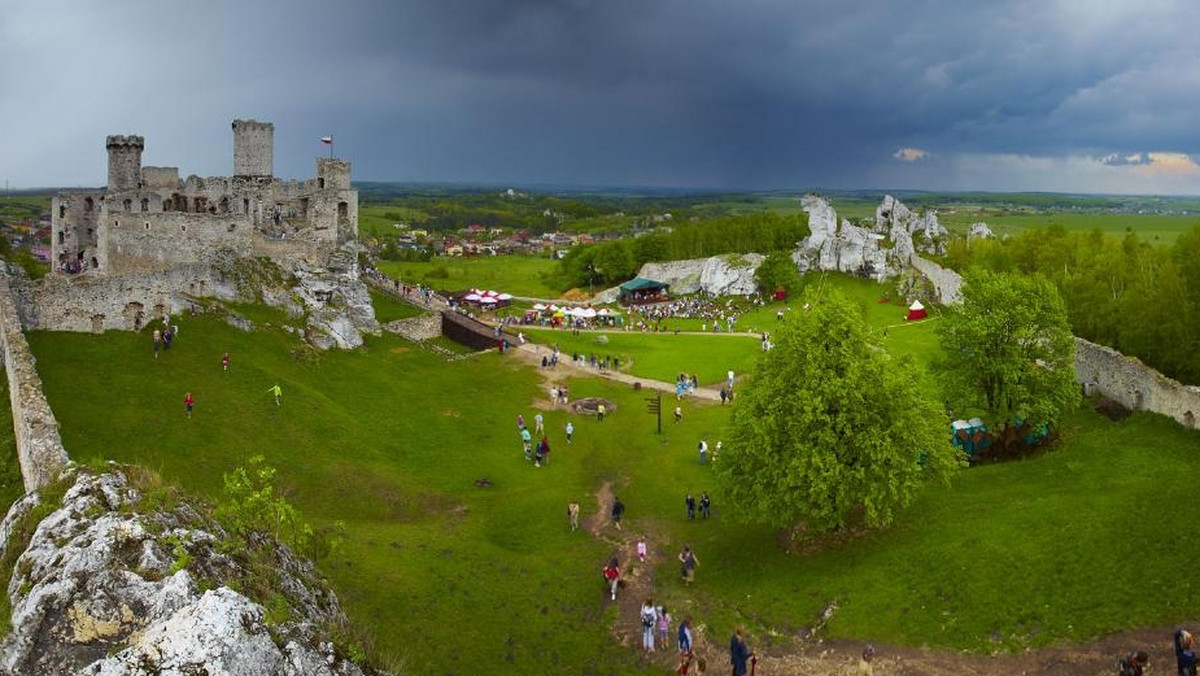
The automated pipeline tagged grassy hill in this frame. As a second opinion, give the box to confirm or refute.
[18,278,1200,673]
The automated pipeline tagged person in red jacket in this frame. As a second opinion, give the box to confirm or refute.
[184,392,195,419]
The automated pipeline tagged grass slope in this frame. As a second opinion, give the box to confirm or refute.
[19,279,1200,673]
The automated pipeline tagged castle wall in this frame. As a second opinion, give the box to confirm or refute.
[0,275,70,491]
[101,212,253,274]
[26,264,239,333]
[1075,337,1200,429]
[141,166,180,190]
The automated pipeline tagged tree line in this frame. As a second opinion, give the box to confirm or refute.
[946,223,1200,384]
[553,213,809,288]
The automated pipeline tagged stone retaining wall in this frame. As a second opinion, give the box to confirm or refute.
[1075,337,1200,429]
[0,275,70,491]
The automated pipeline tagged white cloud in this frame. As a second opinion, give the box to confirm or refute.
[893,147,930,162]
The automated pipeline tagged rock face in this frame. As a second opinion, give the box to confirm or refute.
[968,222,994,240]
[0,470,371,676]
[793,196,891,280]
[791,194,961,300]
[875,194,949,260]
[608,254,765,299]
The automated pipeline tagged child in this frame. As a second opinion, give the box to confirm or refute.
[637,540,647,563]
[221,352,230,371]
[657,606,671,649]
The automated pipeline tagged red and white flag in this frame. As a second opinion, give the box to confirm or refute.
[320,136,333,145]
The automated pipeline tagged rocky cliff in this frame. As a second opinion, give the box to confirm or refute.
[594,253,765,302]
[0,469,376,675]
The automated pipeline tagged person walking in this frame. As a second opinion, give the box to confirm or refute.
[268,384,282,407]
[535,437,550,467]
[521,427,533,461]
[674,406,683,423]
[698,439,708,464]
[517,414,526,430]
[565,420,574,444]
[730,627,755,676]
[699,492,711,519]
[597,403,607,422]
[611,496,625,530]
[685,493,696,520]
[677,616,693,656]
[679,546,698,584]
[637,539,647,563]
[567,502,580,531]
[720,387,728,405]
[640,598,657,652]
[221,352,230,371]
[1119,649,1149,676]
[657,606,672,650]
[1176,629,1197,676]
[858,644,877,676]
[153,329,161,358]
[535,412,544,435]
[184,392,194,419]
[603,557,621,601]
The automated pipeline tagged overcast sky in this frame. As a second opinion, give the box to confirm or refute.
[4,0,1200,194]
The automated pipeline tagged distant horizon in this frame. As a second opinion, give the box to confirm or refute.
[7,180,1200,202]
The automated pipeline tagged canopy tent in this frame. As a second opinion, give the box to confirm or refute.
[906,299,928,321]
[532,303,547,310]
[618,277,670,303]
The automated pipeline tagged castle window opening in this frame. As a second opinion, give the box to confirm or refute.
[145,222,150,230]
[84,197,94,212]
[227,223,236,232]
[219,196,229,213]
[318,178,325,189]
[243,198,249,214]
[141,198,149,212]
[123,198,132,212]
[90,257,98,269]
[193,197,204,213]
[338,201,348,222]
[59,205,66,218]
[181,225,187,232]
[58,232,64,245]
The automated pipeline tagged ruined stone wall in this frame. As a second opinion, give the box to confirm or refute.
[441,311,499,351]
[1075,337,1200,429]
[26,265,239,333]
[101,212,253,274]
[0,275,70,491]
[251,232,333,266]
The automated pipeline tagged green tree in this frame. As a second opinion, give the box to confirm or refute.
[715,288,960,533]
[753,251,802,295]
[936,270,1079,435]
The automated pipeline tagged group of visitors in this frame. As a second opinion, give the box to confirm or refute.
[639,599,676,653]
[1120,628,1199,676]
[516,411,578,467]
[684,492,712,520]
[572,352,620,371]
[151,313,179,358]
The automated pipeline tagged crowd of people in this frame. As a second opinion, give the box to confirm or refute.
[627,292,768,333]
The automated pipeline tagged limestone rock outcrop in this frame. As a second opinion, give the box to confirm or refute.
[968,222,994,240]
[636,254,765,296]
[875,194,949,260]
[0,470,372,676]
[792,196,891,280]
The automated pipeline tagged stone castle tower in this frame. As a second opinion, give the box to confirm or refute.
[106,135,144,192]
[232,119,273,178]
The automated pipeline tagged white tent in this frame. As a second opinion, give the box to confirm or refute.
[480,297,498,304]
[497,293,513,301]
[464,292,482,301]
[532,303,547,310]
[909,300,924,311]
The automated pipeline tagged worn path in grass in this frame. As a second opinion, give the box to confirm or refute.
[513,341,728,402]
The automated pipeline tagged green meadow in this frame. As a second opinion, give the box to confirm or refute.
[376,255,561,298]
[14,274,1200,674]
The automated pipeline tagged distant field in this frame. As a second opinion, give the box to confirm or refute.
[376,255,561,298]
[357,204,430,240]
[828,198,1197,244]
[0,196,50,221]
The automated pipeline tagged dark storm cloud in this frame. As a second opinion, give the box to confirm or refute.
[3,0,1200,192]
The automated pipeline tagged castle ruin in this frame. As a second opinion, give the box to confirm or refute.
[51,120,357,275]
